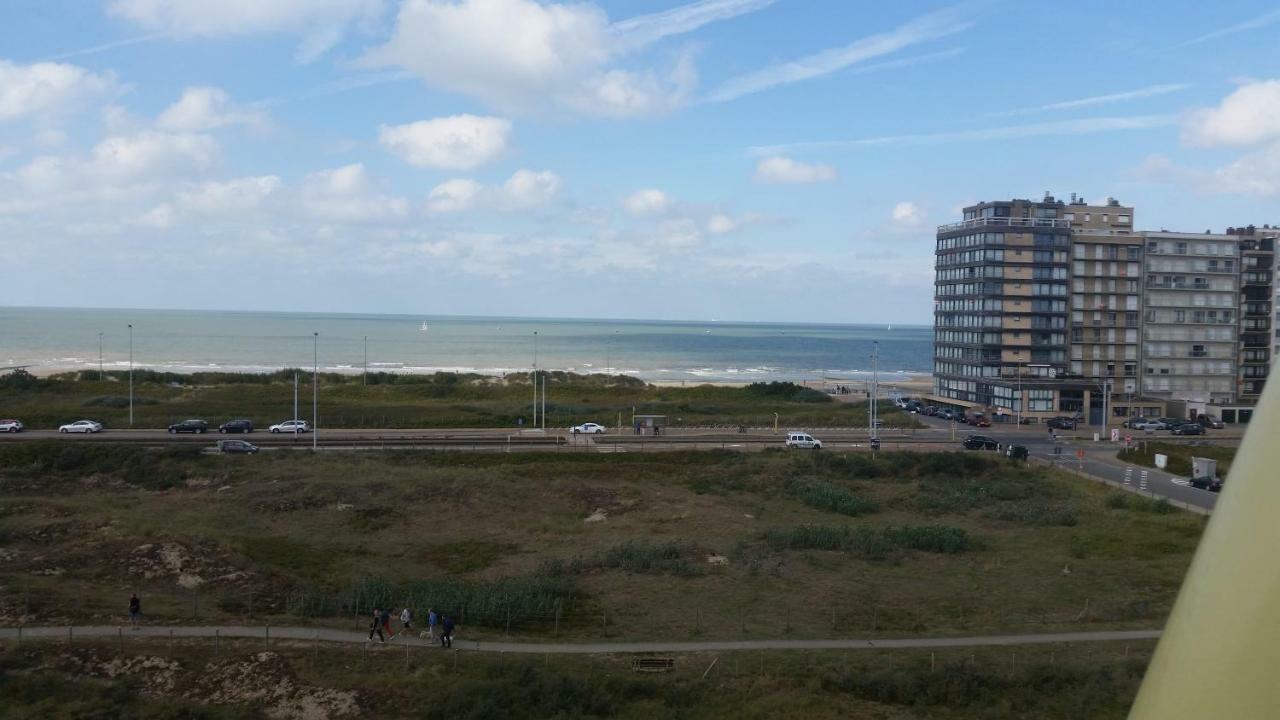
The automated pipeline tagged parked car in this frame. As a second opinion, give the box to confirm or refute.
[0,419,24,433]
[923,406,939,416]
[1005,444,1029,460]
[1046,417,1077,430]
[1196,414,1224,429]
[785,432,822,449]
[1171,423,1204,435]
[963,434,999,451]
[168,419,208,434]
[1133,420,1168,431]
[971,414,991,428]
[938,409,955,421]
[268,419,311,434]
[1160,417,1187,428]
[1189,476,1223,492]
[59,419,103,433]
[216,439,259,455]
[1122,416,1150,429]
[219,419,254,434]
[570,422,606,434]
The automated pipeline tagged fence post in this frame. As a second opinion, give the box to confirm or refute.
[249,590,253,620]
[67,626,72,647]
[215,629,220,656]
[169,628,173,652]
[554,601,561,637]
[505,606,511,637]
[602,607,607,637]
[117,627,123,655]
[16,625,21,647]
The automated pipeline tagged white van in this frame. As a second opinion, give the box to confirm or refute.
[785,432,822,449]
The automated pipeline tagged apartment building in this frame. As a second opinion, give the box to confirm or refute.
[1141,232,1241,405]
[933,195,1075,420]
[1065,197,1143,423]
[1238,230,1275,403]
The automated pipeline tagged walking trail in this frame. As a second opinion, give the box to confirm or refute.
[0,625,1161,654]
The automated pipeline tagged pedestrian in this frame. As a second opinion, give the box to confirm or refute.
[400,607,413,636]
[128,593,141,629]
[426,607,438,640]
[440,614,454,648]
[369,608,385,643]
[381,607,392,639]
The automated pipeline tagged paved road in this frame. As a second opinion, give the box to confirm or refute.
[0,625,1161,654]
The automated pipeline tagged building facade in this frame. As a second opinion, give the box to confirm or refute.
[1237,230,1275,403]
[1140,232,1241,405]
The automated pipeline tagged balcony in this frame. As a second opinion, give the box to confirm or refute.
[937,217,1071,232]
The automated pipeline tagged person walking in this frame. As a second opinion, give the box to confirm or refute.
[400,607,413,637]
[369,608,385,643]
[128,593,141,630]
[381,607,393,639]
[425,608,438,640]
[440,614,454,648]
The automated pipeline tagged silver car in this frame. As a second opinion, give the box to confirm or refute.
[0,419,23,433]
[59,419,103,433]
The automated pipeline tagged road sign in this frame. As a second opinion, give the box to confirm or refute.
[1076,449,1085,460]
[1110,429,1120,442]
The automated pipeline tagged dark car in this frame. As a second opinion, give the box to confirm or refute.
[938,409,954,421]
[1172,423,1204,435]
[1046,417,1077,430]
[216,439,259,455]
[923,406,939,416]
[1005,444,1029,460]
[219,419,254,434]
[168,419,209,434]
[971,414,991,428]
[1189,476,1223,492]
[963,435,999,451]
[1160,417,1187,428]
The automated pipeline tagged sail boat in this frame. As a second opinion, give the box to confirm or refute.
[419,322,429,332]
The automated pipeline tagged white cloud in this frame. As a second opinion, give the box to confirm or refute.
[1183,79,1280,147]
[990,84,1188,118]
[425,178,484,214]
[425,169,560,214]
[177,175,281,213]
[378,115,511,170]
[891,201,922,226]
[0,60,117,122]
[90,130,218,179]
[300,163,408,223]
[1178,8,1280,47]
[753,156,837,184]
[707,7,970,102]
[1137,145,1280,199]
[136,203,176,228]
[707,214,738,234]
[361,0,743,116]
[108,0,384,62]
[157,86,268,132]
[624,188,672,215]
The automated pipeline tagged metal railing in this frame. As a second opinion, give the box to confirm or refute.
[936,217,1071,232]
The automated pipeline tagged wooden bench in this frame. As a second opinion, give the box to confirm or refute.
[631,657,675,673]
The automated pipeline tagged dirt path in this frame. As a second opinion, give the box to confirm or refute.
[1,625,1161,654]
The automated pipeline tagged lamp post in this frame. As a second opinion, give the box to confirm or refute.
[312,332,318,451]
[98,332,104,382]
[363,335,367,387]
[532,331,539,428]
[128,324,133,427]
[1016,361,1024,427]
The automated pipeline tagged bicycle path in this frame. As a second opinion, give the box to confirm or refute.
[0,625,1161,654]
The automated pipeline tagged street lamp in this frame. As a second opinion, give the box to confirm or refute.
[532,331,539,428]
[363,335,368,387]
[98,332,104,382]
[313,332,318,451]
[128,324,133,427]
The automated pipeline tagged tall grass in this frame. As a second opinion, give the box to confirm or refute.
[288,575,577,627]
[784,478,877,516]
[539,540,701,577]
[762,524,971,560]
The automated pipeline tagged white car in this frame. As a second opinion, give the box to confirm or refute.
[570,422,606,434]
[269,419,311,434]
[785,431,822,449]
[0,419,24,433]
[1133,420,1168,431]
[59,420,103,433]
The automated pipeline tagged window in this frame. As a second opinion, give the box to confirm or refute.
[1118,215,1130,224]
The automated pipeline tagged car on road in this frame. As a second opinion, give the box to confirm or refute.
[1122,416,1151,429]
[0,419,24,433]
[59,419,103,433]
[1160,417,1188,429]
[1046,416,1077,430]
[922,406,939,416]
[268,419,311,434]
[1189,476,1223,492]
[216,439,259,454]
[962,434,999,451]
[938,409,954,421]
[1171,423,1204,435]
[1005,444,1029,460]
[785,432,822,449]
[219,419,254,434]
[570,422,606,434]
[1133,420,1168,431]
[168,419,208,434]
[971,414,991,427]
[1196,414,1224,429]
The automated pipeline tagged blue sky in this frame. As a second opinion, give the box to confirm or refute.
[2,0,1278,324]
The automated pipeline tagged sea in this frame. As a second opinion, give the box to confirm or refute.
[0,307,933,385]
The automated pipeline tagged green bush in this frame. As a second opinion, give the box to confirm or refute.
[985,501,1079,526]
[1105,493,1174,514]
[539,540,701,577]
[785,477,877,516]
[762,523,970,560]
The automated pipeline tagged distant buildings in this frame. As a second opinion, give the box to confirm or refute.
[932,193,1277,426]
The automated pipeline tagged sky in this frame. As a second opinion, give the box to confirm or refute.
[1,0,1279,325]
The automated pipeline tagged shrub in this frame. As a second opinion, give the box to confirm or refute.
[785,478,877,516]
[1105,493,1174,514]
[539,540,701,577]
[985,501,1079,527]
[762,523,970,560]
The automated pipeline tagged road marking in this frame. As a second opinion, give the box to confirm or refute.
[1169,478,1191,487]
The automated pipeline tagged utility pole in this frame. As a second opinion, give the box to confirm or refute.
[870,341,879,441]
[312,333,318,451]
[127,324,134,427]
[532,331,539,428]
[1016,362,1023,427]
[98,332,104,382]
[363,335,367,387]
[293,371,299,425]
[541,373,546,430]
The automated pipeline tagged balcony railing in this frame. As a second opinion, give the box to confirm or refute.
[937,217,1071,232]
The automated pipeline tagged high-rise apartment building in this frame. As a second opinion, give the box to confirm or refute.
[1140,232,1241,404]
[1238,229,1275,402]
[1066,198,1142,409]
[933,196,1071,413]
